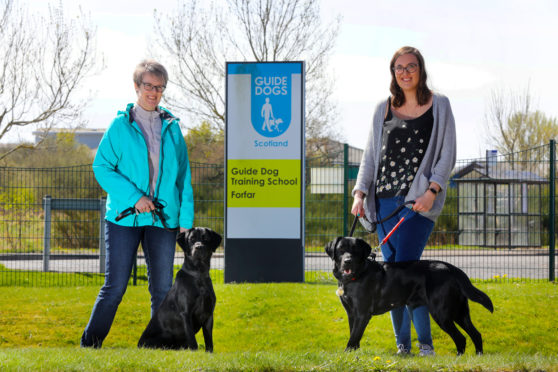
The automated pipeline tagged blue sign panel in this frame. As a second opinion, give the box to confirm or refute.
[228,63,302,138]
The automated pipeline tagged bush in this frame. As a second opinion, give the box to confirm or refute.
[0,134,102,251]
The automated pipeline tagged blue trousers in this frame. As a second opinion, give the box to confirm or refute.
[81,221,177,348]
[376,196,435,350]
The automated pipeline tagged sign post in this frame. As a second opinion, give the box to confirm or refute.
[225,62,305,283]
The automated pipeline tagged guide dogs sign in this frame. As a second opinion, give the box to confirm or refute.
[225,61,305,283]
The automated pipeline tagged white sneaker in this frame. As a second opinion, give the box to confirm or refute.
[396,344,411,355]
[418,343,435,356]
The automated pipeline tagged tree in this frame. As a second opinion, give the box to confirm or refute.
[0,0,100,160]
[184,121,224,164]
[509,110,558,153]
[153,0,340,140]
[485,85,558,165]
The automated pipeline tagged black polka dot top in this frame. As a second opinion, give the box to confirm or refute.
[375,101,433,198]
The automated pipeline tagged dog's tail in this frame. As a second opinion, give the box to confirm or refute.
[451,265,494,313]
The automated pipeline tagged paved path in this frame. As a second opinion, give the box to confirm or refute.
[307,250,557,280]
[1,249,556,280]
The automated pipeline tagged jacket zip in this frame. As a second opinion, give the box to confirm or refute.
[127,106,180,219]
[129,109,155,199]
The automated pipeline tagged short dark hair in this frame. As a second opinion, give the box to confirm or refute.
[133,59,168,87]
[389,46,431,108]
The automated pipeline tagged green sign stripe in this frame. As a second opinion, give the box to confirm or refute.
[227,159,301,208]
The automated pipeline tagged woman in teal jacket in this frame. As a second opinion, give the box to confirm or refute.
[81,60,194,348]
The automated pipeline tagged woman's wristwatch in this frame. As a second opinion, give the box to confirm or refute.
[428,187,439,195]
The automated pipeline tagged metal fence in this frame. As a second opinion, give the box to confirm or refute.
[1,143,556,286]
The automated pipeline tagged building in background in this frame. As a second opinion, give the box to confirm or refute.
[308,140,363,194]
[33,129,105,151]
[453,151,547,249]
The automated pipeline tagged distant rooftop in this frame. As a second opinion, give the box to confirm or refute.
[32,128,105,151]
[453,161,547,184]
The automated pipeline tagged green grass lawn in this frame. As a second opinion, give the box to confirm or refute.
[0,282,557,371]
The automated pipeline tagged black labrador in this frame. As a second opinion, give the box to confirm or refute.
[325,237,493,355]
[138,227,222,351]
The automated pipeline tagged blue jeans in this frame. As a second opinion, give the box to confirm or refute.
[376,196,435,350]
[80,221,177,348]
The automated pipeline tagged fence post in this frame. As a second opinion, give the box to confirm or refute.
[43,195,52,272]
[343,143,349,237]
[99,197,106,274]
[549,140,556,282]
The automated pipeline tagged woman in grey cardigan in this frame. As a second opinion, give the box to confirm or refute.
[351,46,456,356]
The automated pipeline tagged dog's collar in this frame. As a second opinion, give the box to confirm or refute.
[336,270,362,297]
[183,268,199,277]
[182,265,210,279]
[343,260,369,283]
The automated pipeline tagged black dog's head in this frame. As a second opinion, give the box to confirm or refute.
[325,237,372,281]
[177,227,222,270]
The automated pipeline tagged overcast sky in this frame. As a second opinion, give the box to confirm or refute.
[15,0,558,160]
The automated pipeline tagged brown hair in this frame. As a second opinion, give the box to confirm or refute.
[133,59,168,87]
[389,46,431,108]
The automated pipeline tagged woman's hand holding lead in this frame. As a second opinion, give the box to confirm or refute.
[351,191,366,217]
[134,196,155,214]
[412,190,435,213]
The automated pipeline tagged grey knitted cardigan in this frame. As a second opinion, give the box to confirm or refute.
[352,93,456,222]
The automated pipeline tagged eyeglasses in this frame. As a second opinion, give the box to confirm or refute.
[141,82,166,93]
[392,63,418,75]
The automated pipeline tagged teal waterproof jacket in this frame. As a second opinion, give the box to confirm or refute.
[93,103,194,229]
